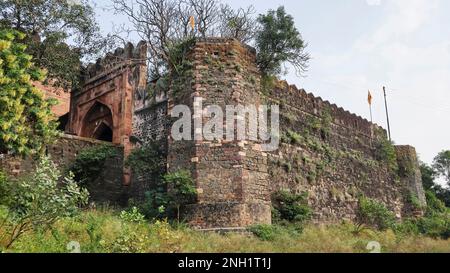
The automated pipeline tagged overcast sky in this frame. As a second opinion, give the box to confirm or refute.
[92,0,450,172]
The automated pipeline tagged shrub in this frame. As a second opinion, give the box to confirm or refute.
[407,192,424,211]
[109,225,148,253]
[356,196,396,231]
[163,170,197,222]
[120,207,146,224]
[127,166,196,222]
[425,190,447,216]
[248,224,280,241]
[374,137,398,172]
[70,145,118,187]
[0,157,89,249]
[416,215,450,239]
[285,130,303,145]
[393,219,420,236]
[125,143,165,178]
[272,190,312,224]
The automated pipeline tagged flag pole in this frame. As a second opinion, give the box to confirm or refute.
[368,90,374,147]
[383,86,392,142]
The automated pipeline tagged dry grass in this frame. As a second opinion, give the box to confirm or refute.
[1,210,449,253]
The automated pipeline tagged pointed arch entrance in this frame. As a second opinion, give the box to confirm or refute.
[80,101,114,142]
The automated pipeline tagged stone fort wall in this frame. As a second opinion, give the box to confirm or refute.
[0,39,426,229]
[161,38,425,227]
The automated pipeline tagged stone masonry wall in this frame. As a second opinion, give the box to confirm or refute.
[167,38,271,229]
[168,38,425,227]
[0,134,126,205]
[264,80,425,222]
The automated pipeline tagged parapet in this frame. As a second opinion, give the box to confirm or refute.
[83,41,147,83]
[269,79,385,138]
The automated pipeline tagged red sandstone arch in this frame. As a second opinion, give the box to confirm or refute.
[80,101,114,142]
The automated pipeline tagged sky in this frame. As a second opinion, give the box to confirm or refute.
[91,0,450,178]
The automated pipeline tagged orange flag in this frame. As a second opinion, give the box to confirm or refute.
[189,16,195,30]
[368,90,373,105]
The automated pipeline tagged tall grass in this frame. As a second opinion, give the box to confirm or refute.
[1,209,449,253]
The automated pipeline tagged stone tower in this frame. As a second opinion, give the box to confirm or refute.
[166,38,272,229]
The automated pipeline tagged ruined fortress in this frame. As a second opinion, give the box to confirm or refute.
[1,38,426,229]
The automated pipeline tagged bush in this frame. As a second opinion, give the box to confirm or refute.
[416,215,450,239]
[0,157,89,249]
[272,190,312,224]
[425,190,447,216]
[127,167,196,222]
[248,224,280,241]
[120,207,146,224]
[356,196,396,231]
[374,137,398,172]
[70,145,118,187]
[125,143,165,178]
[109,225,148,253]
[163,170,197,222]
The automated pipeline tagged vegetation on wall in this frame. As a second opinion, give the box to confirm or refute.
[125,143,165,178]
[0,29,59,156]
[374,136,398,172]
[130,169,196,222]
[272,190,312,225]
[70,145,119,187]
[125,143,196,221]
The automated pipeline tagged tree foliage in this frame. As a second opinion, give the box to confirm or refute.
[433,150,450,185]
[0,0,106,90]
[0,157,89,249]
[255,6,310,76]
[0,29,58,155]
[70,145,119,187]
[420,161,450,208]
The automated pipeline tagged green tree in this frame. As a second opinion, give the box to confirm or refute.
[0,29,58,155]
[0,157,89,249]
[255,6,310,76]
[420,162,437,190]
[421,161,450,208]
[433,150,450,185]
[0,0,105,90]
[163,170,197,223]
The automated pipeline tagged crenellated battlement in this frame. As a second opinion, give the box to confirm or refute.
[267,80,385,139]
[83,41,147,83]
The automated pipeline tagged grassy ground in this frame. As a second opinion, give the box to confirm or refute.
[1,209,449,253]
